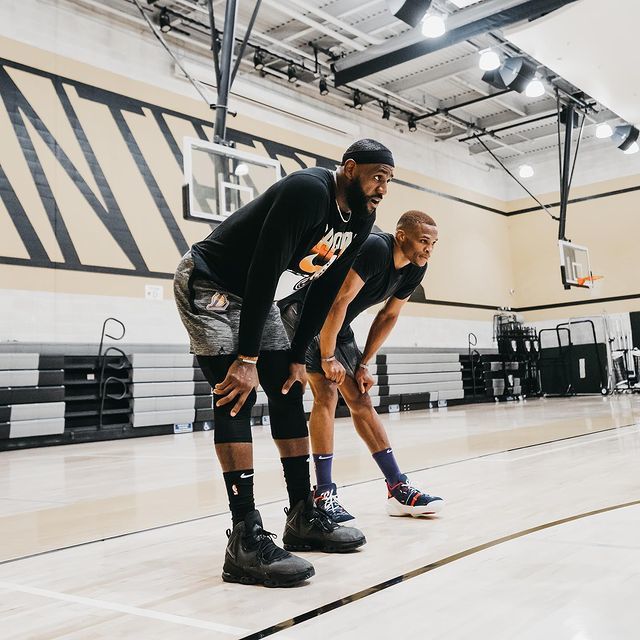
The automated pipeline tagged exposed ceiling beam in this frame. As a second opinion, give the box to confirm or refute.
[450,76,529,117]
[465,110,615,155]
[472,102,558,131]
[261,0,366,51]
[383,54,477,93]
[282,0,385,46]
[333,0,580,86]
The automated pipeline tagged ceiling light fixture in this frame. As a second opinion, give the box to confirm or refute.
[525,78,545,98]
[518,164,534,178]
[382,102,391,120]
[253,49,265,70]
[482,56,537,93]
[387,0,433,27]
[479,49,500,72]
[234,163,249,177]
[408,115,417,132]
[623,141,639,155]
[352,89,363,109]
[287,63,298,83]
[159,8,172,33]
[421,13,446,38]
[319,76,329,96]
[612,124,639,151]
[595,123,613,139]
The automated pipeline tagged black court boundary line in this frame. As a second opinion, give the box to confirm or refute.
[242,498,640,640]
[507,183,640,216]
[1,419,636,567]
[517,292,640,312]
[346,420,639,490]
[392,178,506,216]
[5,251,637,312]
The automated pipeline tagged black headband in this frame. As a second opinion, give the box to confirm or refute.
[341,148,395,167]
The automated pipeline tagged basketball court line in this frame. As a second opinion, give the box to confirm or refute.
[0,580,249,635]
[1,419,637,566]
[479,430,635,461]
[344,420,639,486]
[240,499,640,640]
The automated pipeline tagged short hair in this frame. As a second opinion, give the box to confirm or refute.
[341,139,393,165]
[397,210,437,231]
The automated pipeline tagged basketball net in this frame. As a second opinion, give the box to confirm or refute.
[576,274,604,287]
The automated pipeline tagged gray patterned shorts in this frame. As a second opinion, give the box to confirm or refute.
[173,253,290,356]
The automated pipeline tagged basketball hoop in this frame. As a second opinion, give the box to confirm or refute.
[576,275,603,287]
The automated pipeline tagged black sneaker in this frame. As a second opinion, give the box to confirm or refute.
[282,493,366,553]
[313,483,355,523]
[222,510,315,587]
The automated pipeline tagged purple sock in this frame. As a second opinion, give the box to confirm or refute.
[313,453,334,490]
[372,448,402,485]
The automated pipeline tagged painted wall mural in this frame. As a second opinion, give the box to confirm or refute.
[0,57,339,281]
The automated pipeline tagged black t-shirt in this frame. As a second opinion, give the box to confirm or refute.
[338,232,426,340]
[190,167,374,361]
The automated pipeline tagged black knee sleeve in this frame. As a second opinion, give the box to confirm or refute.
[197,354,255,444]
[213,389,256,444]
[257,351,308,440]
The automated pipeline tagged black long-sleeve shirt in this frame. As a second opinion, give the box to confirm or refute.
[190,167,374,362]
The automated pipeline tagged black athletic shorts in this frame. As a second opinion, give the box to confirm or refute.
[280,300,362,377]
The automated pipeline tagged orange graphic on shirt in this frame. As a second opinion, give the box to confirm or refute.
[299,240,337,274]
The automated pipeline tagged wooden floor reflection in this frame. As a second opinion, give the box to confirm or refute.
[1,395,639,639]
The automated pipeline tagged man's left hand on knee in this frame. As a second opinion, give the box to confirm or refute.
[282,362,308,395]
[355,365,374,394]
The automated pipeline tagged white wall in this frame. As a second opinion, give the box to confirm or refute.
[2,288,188,345]
[352,312,496,350]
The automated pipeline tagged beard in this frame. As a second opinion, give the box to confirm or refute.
[344,178,371,220]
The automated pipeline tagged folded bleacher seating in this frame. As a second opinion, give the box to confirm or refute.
[129,353,213,429]
[0,354,65,442]
[0,347,466,449]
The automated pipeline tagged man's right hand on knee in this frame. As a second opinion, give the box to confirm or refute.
[321,358,346,385]
[214,358,259,417]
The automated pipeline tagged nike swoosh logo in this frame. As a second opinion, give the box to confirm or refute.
[318,455,333,460]
[240,473,254,479]
[386,449,392,454]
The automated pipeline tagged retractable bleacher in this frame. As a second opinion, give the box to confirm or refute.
[0,354,65,442]
[0,347,464,449]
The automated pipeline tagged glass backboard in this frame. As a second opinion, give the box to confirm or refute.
[559,240,592,289]
[183,138,281,222]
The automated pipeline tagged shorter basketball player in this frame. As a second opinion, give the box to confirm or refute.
[287,211,444,522]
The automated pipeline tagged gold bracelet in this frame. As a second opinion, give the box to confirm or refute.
[321,355,336,362]
[237,357,258,365]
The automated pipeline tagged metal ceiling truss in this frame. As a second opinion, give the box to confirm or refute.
[86,0,614,162]
[332,0,581,85]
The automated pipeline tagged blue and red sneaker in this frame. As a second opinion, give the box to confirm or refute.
[386,474,444,517]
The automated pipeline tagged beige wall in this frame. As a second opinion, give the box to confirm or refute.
[0,37,509,327]
[507,174,640,321]
[1,35,638,345]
